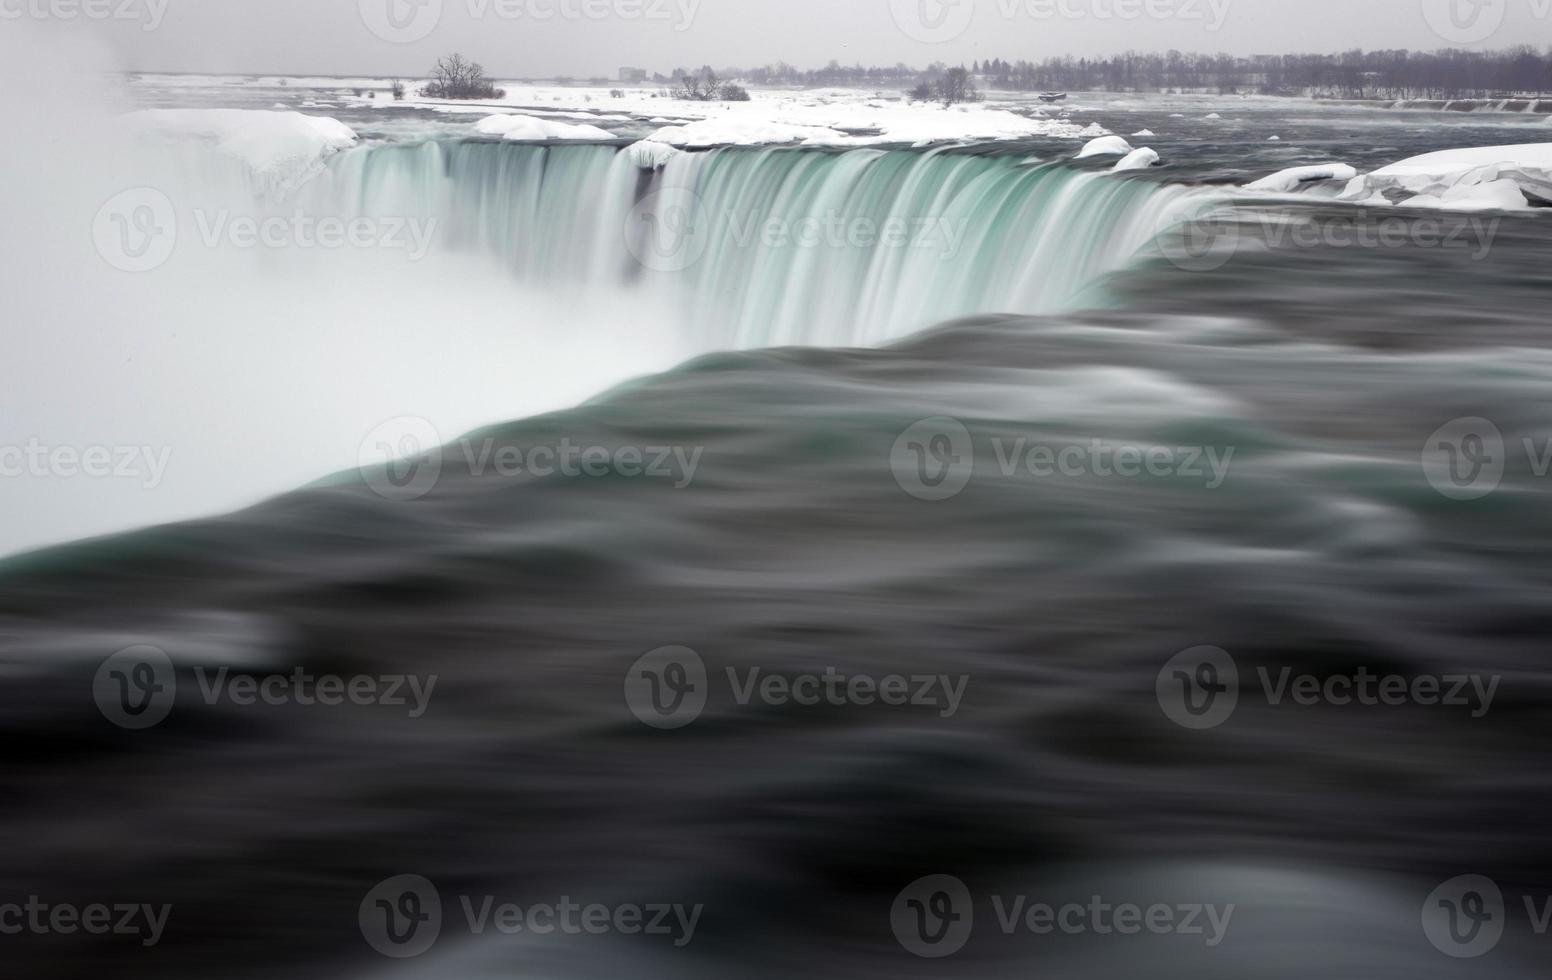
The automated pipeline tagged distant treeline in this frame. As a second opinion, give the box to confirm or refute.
[715,47,1552,99]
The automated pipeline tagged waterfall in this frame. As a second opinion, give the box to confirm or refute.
[296,139,1205,348]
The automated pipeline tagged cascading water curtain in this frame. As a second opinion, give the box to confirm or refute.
[300,140,1214,349]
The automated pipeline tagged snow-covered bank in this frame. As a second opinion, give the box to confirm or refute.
[1246,144,1552,211]
[117,109,358,192]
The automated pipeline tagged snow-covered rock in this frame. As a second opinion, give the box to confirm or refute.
[626,139,683,170]
[1339,144,1552,210]
[1399,178,1528,211]
[1371,143,1552,178]
[1247,163,1359,193]
[476,114,615,140]
[1113,147,1160,171]
[1076,135,1133,158]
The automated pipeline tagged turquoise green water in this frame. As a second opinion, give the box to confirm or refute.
[305,140,1204,348]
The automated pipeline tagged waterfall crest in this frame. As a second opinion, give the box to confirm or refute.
[299,139,1203,348]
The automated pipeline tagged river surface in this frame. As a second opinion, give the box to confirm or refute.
[2,76,1550,978]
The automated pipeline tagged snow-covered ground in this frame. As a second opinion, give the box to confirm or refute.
[412,83,1107,147]
[112,75,1552,213]
[126,75,1111,148]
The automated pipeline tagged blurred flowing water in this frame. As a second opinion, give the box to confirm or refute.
[300,138,1198,345]
[4,86,1552,978]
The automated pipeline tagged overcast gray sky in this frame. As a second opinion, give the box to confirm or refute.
[25,0,1552,76]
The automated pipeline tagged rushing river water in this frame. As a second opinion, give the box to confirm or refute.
[2,78,1551,979]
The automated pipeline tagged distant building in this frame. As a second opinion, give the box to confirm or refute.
[618,67,647,83]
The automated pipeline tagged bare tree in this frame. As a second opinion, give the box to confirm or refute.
[936,67,980,106]
[671,66,722,101]
[423,53,504,100]
[669,66,754,102]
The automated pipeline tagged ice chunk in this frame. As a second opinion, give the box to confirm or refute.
[1076,135,1133,158]
[1132,129,1156,137]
